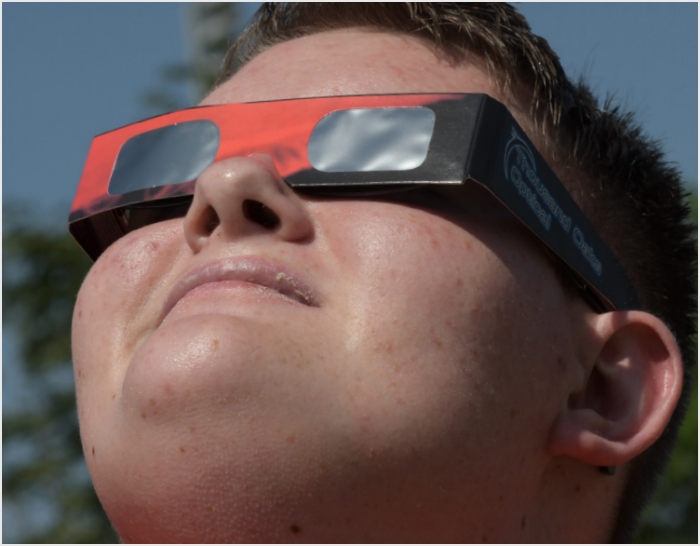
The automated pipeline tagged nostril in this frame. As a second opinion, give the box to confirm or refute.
[203,205,220,235]
[242,199,281,230]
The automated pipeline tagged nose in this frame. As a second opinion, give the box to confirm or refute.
[183,154,314,253]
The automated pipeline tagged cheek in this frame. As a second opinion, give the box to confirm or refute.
[329,204,505,346]
[316,202,568,455]
[318,205,510,422]
[72,223,186,432]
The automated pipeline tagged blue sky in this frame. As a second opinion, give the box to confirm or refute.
[3,3,698,229]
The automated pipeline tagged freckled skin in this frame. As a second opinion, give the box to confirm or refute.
[72,30,596,542]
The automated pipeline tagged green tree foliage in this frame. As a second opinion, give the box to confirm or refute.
[3,210,115,543]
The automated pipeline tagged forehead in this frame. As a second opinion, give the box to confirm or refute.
[201,28,503,106]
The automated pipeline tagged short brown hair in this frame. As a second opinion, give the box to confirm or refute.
[215,3,697,541]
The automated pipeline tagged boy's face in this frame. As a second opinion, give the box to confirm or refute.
[72,30,580,542]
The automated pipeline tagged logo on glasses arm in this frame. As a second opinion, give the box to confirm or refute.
[504,128,572,233]
[504,128,603,278]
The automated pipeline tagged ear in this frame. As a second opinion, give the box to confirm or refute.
[548,311,683,467]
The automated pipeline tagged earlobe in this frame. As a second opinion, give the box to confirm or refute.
[548,311,683,468]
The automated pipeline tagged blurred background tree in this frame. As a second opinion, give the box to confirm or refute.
[2,3,242,542]
[2,3,697,543]
[142,2,242,113]
[636,195,698,544]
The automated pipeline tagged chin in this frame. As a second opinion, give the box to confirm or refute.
[87,399,500,544]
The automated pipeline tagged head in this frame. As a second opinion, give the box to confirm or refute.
[71,3,696,543]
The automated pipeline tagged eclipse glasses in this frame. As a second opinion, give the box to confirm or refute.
[69,93,638,312]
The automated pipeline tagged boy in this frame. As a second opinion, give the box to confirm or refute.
[70,4,695,542]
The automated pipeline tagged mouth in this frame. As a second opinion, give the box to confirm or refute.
[160,257,318,324]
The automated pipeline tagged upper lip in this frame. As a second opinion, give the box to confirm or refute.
[160,256,318,323]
